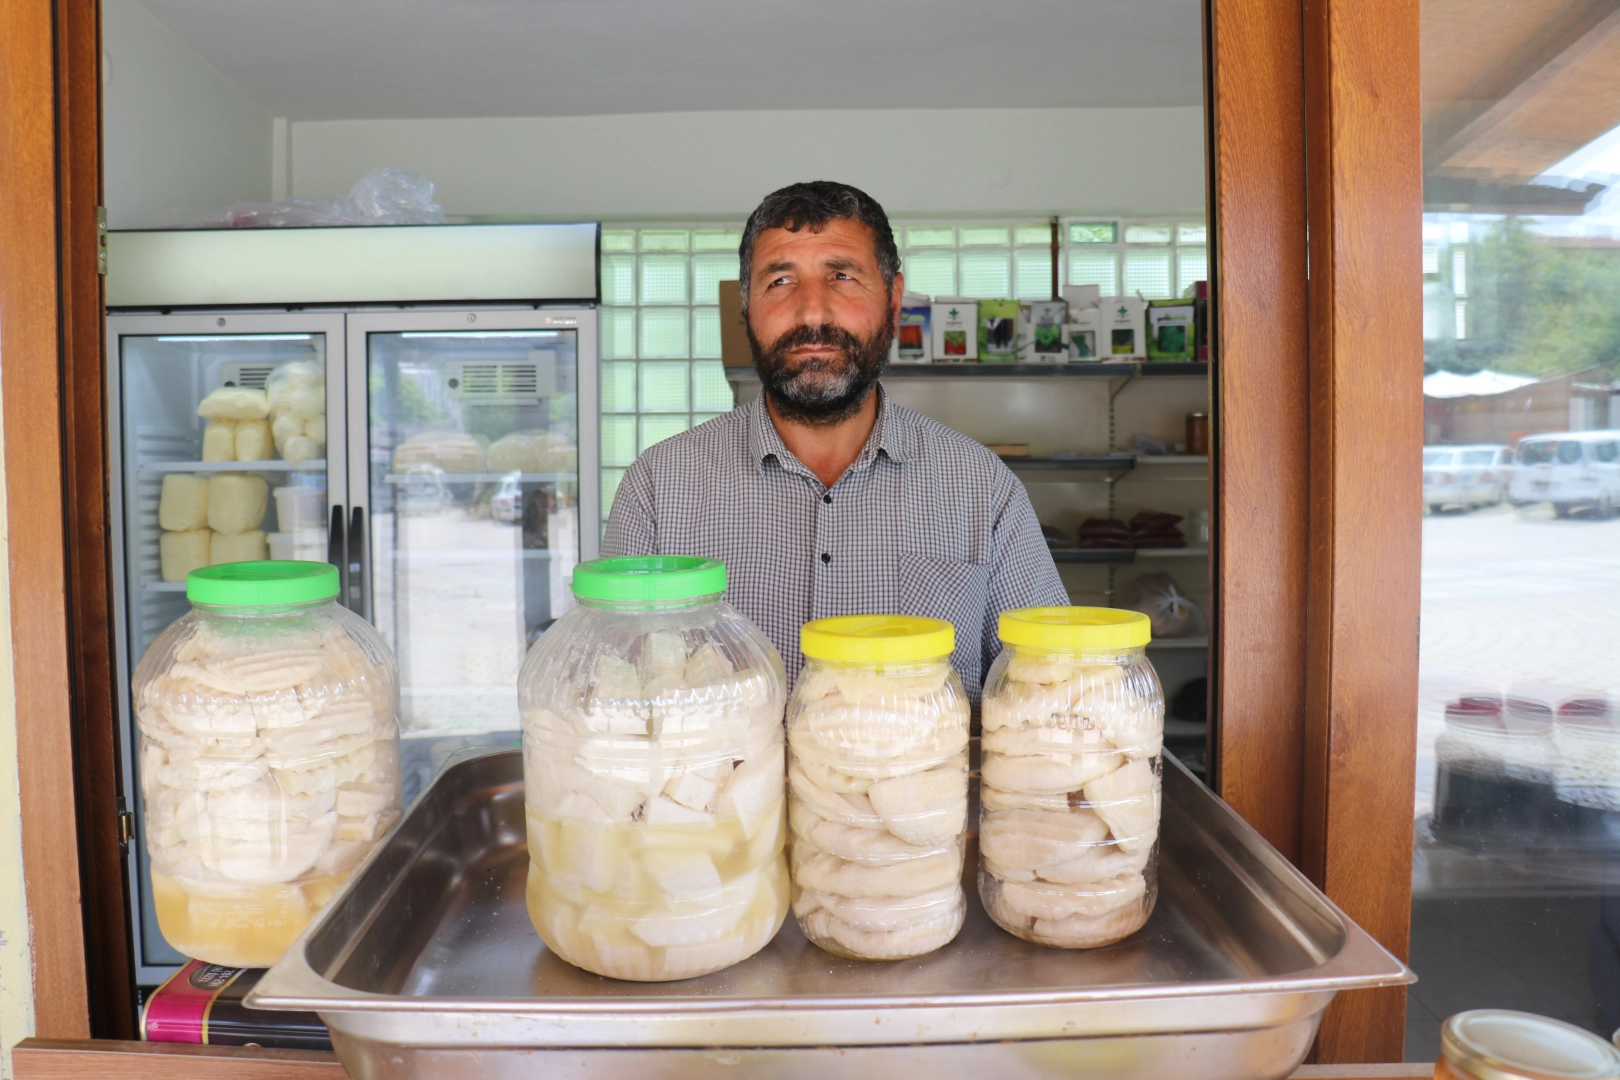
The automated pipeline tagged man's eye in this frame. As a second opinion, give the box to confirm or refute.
[768,276,791,288]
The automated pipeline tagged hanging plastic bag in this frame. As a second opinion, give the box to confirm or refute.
[1118,572,1207,639]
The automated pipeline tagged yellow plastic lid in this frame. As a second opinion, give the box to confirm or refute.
[998,606,1151,651]
[799,615,955,664]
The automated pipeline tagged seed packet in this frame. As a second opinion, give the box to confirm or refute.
[978,299,1021,363]
[1099,296,1147,360]
[1024,300,1069,362]
[1147,299,1197,360]
[931,298,978,361]
[895,292,932,363]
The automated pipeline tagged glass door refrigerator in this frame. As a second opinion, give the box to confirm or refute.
[106,223,599,984]
[349,309,598,804]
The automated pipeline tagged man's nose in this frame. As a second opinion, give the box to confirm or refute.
[793,276,835,325]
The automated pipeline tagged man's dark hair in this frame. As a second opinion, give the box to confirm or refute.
[738,181,900,308]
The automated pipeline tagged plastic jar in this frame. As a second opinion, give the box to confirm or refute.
[519,556,788,982]
[132,561,401,968]
[1435,1009,1620,1079]
[1432,696,1564,849]
[978,607,1163,949]
[786,616,970,961]
[1553,698,1620,841]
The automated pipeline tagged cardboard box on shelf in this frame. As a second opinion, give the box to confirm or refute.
[1100,296,1147,360]
[719,280,752,367]
[895,292,932,363]
[931,298,978,361]
[1147,299,1197,360]
[978,299,1021,363]
[1023,300,1069,362]
[1061,283,1101,310]
[1066,307,1104,361]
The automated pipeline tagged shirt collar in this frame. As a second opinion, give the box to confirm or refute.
[747,381,915,476]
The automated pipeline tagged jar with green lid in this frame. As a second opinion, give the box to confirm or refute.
[786,615,971,961]
[979,607,1163,948]
[519,556,789,982]
[131,561,401,968]
[1436,1009,1620,1079]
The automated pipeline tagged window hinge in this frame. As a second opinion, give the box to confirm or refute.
[116,797,133,850]
[96,205,108,275]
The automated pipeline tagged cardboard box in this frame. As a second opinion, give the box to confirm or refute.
[895,292,932,363]
[1024,300,1069,362]
[1147,299,1197,360]
[1066,307,1104,361]
[1099,296,1147,360]
[719,280,753,367]
[1061,283,1101,310]
[978,299,1021,363]
[931,298,978,361]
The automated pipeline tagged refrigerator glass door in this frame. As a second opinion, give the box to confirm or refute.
[355,311,597,800]
[110,314,346,979]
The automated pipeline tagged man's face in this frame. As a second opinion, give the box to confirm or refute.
[745,217,903,425]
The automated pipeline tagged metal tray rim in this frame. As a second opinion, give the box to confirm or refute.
[250,751,1411,1019]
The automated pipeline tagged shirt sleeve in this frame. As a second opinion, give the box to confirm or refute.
[601,458,658,557]
[982,472,1069,677]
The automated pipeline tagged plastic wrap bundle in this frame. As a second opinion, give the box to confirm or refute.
[488,430,579,475]
[391,431,490,474]
[132,562,400,967]
[265,360,327,466]
[979,608,1163,949]
[787,616,970,961]
[520,557,788,982]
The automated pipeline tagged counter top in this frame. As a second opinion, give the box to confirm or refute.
[11,1039,1437,1078]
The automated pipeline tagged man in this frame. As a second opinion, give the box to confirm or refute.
[603,180,1066,695]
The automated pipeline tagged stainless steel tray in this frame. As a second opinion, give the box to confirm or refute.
[251,750,1411,1080]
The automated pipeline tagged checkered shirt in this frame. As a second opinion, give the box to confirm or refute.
[602,384,1068,698]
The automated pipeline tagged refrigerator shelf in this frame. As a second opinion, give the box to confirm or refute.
[145,582,188,593]
[382,472,574,485]
[140,459,327,475]
[381,549,558,562]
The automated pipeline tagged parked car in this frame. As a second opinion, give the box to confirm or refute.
[490,472,524,523]
[1509,430,1620,518]
[1423,444,1513,512]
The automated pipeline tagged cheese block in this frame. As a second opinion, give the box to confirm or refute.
[267,361,325,420]
[198,387,271,422]
[302,415,326,446]
[158,474,209,532]
[271,415,303,453]
[160,529,212,583]
[211,529,267,565]
[202,420,237,463]
[280,436,320,466]
[207,474,269,536]
[235,420,273,462]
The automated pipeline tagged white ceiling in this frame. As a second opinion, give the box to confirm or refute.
[134,0,1205,121]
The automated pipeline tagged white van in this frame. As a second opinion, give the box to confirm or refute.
[1509,430,1620,517]
[1423,445,1512,512]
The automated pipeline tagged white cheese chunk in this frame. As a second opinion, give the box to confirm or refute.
[158,474,209,532]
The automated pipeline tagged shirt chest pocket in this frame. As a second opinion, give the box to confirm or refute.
[897,552,990,686]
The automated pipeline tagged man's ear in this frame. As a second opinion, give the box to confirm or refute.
[889,270,906,330]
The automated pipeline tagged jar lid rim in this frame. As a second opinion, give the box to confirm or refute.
[187,561,339,606]
[999,606,1151,650]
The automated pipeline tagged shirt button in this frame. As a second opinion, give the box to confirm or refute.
[823,494,832,504]
[821,552,832,564]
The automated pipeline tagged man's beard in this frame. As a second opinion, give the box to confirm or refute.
[747,317,893,427]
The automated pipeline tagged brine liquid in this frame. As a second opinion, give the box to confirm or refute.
[152,869,348,968]
[526,803,788,982]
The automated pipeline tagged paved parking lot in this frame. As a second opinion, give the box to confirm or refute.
[1417,502,1620,815]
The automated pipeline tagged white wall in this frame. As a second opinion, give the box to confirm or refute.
[102,0,274,228]
[291,107,1206,220]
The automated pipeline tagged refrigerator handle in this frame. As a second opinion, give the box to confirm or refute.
[329,505,348,603]
[348,506,368,618]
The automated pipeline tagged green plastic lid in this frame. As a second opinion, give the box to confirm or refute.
[187,560,340,607]
[570,556,726,603]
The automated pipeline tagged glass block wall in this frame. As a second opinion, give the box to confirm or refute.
[597,219,1207,524]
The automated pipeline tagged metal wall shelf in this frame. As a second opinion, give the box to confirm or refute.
[723,361,1208,383]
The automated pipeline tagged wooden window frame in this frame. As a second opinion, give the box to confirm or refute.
[1,0,1422,1064]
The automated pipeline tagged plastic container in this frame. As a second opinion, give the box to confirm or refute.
[978,607,1164,949]
[267,532,328,563]
[1435,1009,1620,1079]
[786,615,970,961]
[132,561,401,968]
[272,485,327,532]
[1432,695,1564,850]
[519,556,789,982]
[1553,697,1620,841]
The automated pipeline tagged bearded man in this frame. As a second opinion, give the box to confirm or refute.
[602,181,1065,695]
